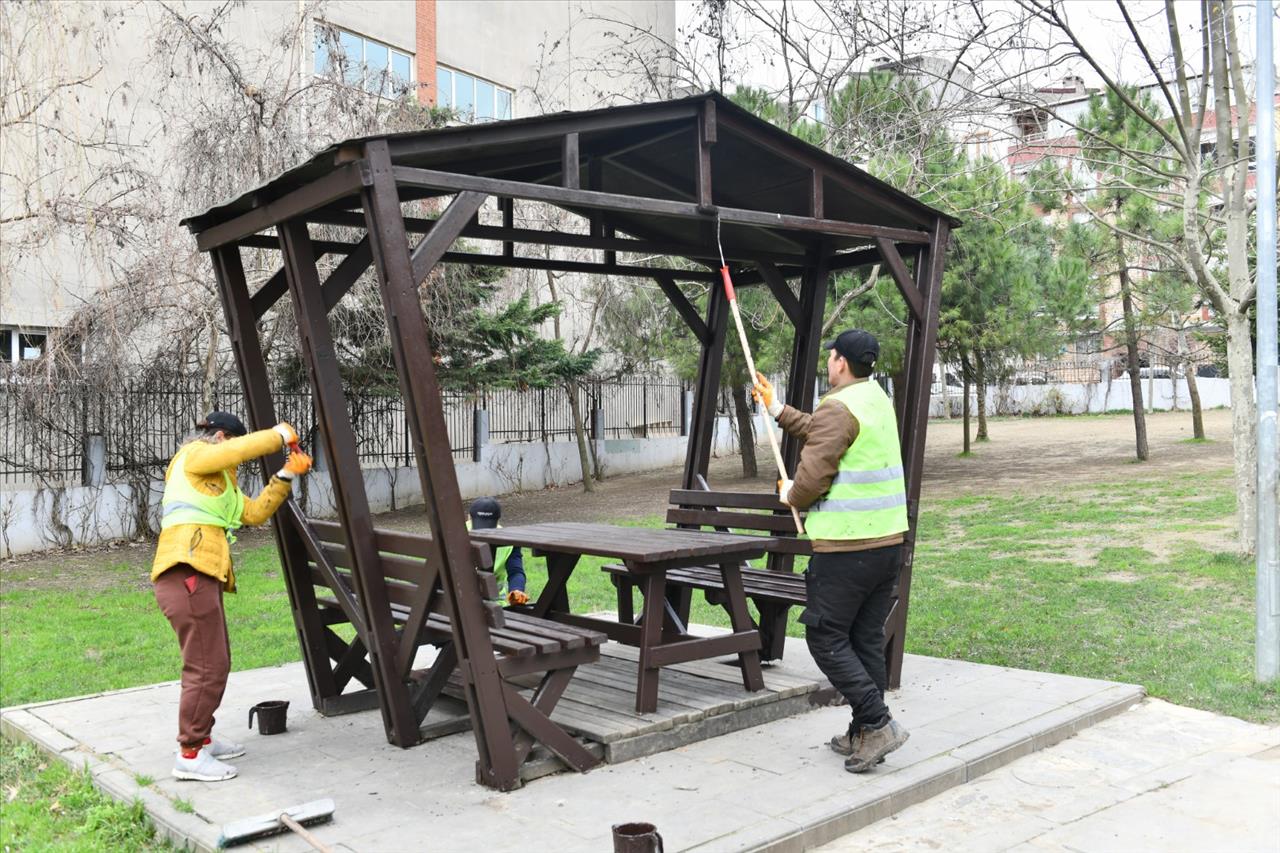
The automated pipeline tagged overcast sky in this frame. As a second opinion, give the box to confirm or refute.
[671,1,1272,94]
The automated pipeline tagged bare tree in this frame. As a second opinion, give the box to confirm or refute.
[983,0,1264,551]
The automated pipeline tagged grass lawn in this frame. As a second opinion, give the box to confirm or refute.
[0,466,1275,846]
[0,737,170,851]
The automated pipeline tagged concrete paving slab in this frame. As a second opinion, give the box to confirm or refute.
[821,699,1280,853]
[1,636,1141,852]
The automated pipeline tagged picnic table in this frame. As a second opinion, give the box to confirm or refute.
[469,522,773,713]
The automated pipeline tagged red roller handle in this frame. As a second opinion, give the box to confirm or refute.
[720,266,736,301]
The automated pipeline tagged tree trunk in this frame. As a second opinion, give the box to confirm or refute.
[1225,310,1258,553]
[975,349,989,441]
[960,352,972,455]
[1117,242,1149,460]
[1178,326,1205,439]
[566,379,594,492]
[731,383,758,478]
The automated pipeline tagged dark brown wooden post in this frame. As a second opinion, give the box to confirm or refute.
[209,247,338,707]
[779,249,831,475]
[681,283,729,490]
[360,139,521,790]
[884,219,949,688]
[276,218,420,747]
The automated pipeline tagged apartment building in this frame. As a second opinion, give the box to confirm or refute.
[0,0,676,362]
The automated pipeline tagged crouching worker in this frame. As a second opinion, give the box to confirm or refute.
[467,496,529,606]
[753,329,910,773]
[152,412,312,782]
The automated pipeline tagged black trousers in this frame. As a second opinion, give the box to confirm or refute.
[800,545,902,726]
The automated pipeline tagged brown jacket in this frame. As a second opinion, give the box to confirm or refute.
[776,378,905,553]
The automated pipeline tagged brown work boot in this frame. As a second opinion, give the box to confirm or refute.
[844,717,909,773]
[829,721,887,763]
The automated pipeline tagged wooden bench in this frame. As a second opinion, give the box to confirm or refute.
[304,518,606,783]
[605,488,810,661]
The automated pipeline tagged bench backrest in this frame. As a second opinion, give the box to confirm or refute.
[667,489,812,565]
[309,519,504,627]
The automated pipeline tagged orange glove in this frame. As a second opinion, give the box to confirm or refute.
[277,449,312,480]
[752,371,783,418]
[506,590,529,606]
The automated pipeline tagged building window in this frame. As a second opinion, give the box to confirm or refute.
[1,328,47,364]
[436,65,512,121]
[1015,108,1049,140]
[315,24,413,98]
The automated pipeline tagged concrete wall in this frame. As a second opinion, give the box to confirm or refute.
[929,377,1232,418]
[1,413,743,559]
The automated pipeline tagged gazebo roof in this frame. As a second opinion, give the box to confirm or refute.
[182,92,956,259]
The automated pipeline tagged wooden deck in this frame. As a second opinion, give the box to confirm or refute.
[440,641,834,780]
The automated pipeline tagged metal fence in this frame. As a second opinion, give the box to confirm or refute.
[0,373,687,486]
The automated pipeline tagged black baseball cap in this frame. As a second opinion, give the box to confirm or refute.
[824,329,880,366]
[197,411,247,437]
[469,496,501,529]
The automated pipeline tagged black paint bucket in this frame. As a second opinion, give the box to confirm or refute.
[248,700,289,735]
[612,822,664,853]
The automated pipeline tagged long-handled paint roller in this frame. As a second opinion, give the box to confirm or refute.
[711,215,805,535]
[218,798,336,850]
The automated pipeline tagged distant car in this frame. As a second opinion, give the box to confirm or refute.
[1138,366,1175,379]
[1012,370,1050,385]
[1196,365,1221,378]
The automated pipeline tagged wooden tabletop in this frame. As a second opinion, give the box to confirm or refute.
[469,522,775,564]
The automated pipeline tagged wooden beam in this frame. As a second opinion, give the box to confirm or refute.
[562,133,580,189]
[390,166,933,244]
[653,274,709,343]
[195,162,369,251]
[408,191,488,285]
[875,237,924,320]
[755,262,803,327]
[696,101,715,209]
[301,210,809,266]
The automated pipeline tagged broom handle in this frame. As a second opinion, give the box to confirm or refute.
[727,297,805,535]
[279,813,335,853]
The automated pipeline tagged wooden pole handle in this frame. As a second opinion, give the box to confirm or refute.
[279,813,335,853]
[727,297,805,535]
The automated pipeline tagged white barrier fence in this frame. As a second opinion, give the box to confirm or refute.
[930,376,1231,417]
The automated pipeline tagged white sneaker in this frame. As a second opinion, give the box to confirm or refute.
[206,735,245,760]
[172,748,238,782]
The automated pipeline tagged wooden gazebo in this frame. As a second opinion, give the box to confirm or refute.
[182,92,954,790]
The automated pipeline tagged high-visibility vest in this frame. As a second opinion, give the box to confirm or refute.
[159,444,245,543]
[466,519,514,595]
[804,380,909,542]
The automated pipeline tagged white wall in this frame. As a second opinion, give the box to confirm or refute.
[0,413,742,558]
[929,377,1232,417]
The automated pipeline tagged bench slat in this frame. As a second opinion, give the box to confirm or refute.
[666,508,805,535]
[669,489,796,511]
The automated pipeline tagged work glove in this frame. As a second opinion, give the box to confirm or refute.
[752,371,784,418]
[506,590,530,606]
[778,478,794,507]
[274,422,300,449]
[276,449,313,481]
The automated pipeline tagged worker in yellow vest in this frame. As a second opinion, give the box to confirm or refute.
[467,496,528,605]
[753,329,910,773]
[151,412,312,782]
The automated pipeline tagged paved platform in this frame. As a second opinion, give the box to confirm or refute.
[1,635,1142,852]
[820,698,1280,853]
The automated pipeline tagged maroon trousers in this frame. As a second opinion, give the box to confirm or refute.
[154,564,230,749]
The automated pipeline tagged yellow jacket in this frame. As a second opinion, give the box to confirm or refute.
[151,429,293,591]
